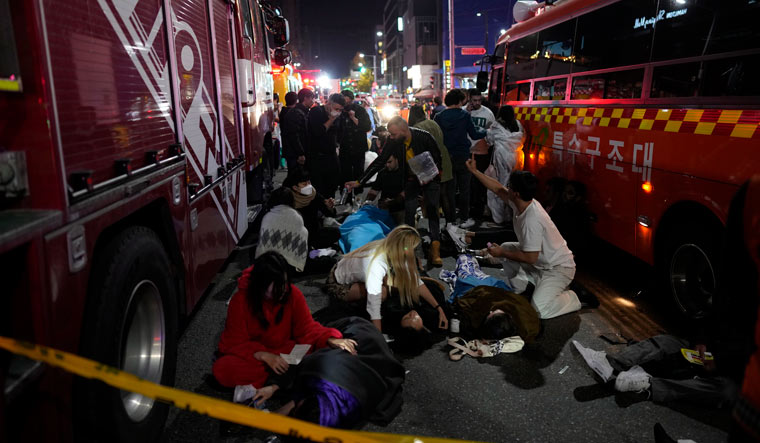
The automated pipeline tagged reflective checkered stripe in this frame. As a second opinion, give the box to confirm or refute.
[514,107,760,139]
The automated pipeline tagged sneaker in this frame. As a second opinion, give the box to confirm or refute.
[573,340,614,382]
[233,384,256,404]
[614,365,651,393]
[446,224,468,251]
[460,218,476,229]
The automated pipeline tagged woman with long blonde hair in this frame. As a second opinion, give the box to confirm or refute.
[327,225,449,333]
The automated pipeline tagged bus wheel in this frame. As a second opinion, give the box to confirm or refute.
[77,227,178,442]
[667,231,718,320]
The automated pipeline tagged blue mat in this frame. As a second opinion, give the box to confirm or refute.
[338,206,396,253]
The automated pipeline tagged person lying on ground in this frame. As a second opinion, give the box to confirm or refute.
[213,251,356,389]
[464,161,583,319]
[250,316,405,430]
[323,225,448,333]
[454,285,540,342]
[573,335,739,407]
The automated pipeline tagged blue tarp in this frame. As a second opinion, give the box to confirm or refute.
[338,206,396,253]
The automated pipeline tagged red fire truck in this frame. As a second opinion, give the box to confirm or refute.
[0,0,289,440]
[488,0,760,320]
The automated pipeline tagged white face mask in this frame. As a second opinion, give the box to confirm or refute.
[299,184,314,196]
[330,110,341,118]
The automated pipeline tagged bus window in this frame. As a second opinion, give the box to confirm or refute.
[573,0,656,72]
[494,42,506,62]
[504,83,530,102]
[0,0,21,92]
[706,1,760,55]
[701,55,760,97]
[651,55,760,98]
[533,78,567,100]
[571,69,643,100]
[489,67,504,102]
[651,62,700,98]
[506,32,538,83]
[534,20,575,78]
[239,0,254,40]
[651,0,716,61]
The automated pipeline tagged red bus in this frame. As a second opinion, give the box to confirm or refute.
[489,0,760,319]
[0,0,288,440]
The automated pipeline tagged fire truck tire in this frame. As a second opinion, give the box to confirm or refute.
[665,226,719,321]
[76,226,178,442]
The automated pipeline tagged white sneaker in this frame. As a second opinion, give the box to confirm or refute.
[614,365,651,392]
[573,340,614,382]
[460,218,476,229]
[233,384,257,404]
[446,224,468,251]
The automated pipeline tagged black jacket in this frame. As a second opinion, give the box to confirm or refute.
[357,127,442,186]
[307,105,342,159]
[339,103,372,157]
[281,103,309,159]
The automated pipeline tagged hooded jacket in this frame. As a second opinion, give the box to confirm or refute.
[434,107,487,161]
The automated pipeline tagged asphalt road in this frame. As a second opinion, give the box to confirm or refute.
[163,174,730,443]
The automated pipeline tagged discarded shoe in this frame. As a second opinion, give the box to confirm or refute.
[614,365,651,393]
[446,224,468,251]
[573,340,614,382]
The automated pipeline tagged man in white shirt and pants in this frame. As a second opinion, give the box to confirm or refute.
[466,159,582,319]
[465,88,496,228]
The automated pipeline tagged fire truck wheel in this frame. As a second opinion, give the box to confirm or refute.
[76,226,178,442]
[666,228,719,321]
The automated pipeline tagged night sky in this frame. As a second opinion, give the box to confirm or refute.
[298,0,386,77]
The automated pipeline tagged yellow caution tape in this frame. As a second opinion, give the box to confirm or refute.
[0,337,473,443]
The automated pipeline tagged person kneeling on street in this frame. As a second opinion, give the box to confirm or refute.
[324,225,448,333]
[212,251,356,391]
[283,167,340,250]
[465,161,584,319]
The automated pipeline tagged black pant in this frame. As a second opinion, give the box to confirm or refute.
[451,159,472,221]
[339,151,365,184]
[470,150,491,220]
[308,155,340,199]
[608,335,738,407]
[404,179,441,241]
[440,179,456,225]
[310,226,341,249]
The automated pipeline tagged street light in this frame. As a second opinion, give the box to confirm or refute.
[376,31,383,36]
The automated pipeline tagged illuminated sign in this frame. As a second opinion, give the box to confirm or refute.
[461,47,486,55]
[634,8,687,29]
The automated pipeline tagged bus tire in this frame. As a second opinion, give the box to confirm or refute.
[665,226,719,320]
[76,226,178,442]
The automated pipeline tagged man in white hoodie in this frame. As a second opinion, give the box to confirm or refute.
[466,89,495,228]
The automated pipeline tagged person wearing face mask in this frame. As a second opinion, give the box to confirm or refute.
[283,167,340,250]
[212,251,357,391]
[307,93,347,198]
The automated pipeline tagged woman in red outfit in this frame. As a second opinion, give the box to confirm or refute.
[213,251,357,388]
